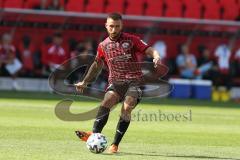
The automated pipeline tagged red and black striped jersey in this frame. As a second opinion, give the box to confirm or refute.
[96,32,149,84]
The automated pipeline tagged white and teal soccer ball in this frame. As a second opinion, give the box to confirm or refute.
[86,133,108,154]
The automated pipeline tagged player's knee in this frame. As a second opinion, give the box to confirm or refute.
[101,100,115,108]
[101,93,119,108]
[122,104,134,114]
[123,98,137,113]
[124,96,137,106]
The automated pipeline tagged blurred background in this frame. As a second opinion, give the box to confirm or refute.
[0,0,240,103]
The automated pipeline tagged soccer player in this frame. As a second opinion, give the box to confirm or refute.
[74,13,161,153]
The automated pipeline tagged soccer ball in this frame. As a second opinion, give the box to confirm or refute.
[86,133,108,154]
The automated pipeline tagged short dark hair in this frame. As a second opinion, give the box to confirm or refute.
[107,12,122,20]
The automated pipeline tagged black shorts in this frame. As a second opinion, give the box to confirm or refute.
[106,81,142,103]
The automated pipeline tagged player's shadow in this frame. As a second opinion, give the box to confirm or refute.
[104,152,240,160]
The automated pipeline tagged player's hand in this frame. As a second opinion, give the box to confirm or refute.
[74,81,88,93]
[153,57,161,68]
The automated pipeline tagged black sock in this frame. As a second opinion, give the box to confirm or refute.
[92,106,110,133]
[112,116,130,146]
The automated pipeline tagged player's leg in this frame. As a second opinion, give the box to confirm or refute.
[109,86,141,153]
[75,90,120,141]
[92,90,120,133]
[111,96,137,147]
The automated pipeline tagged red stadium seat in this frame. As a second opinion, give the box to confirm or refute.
[59,0,65,7]
[49,0,65,9]
[182,0,202,19]
[65,0,84,12]
[200,0,221,19]
[219,0,237,6]
[219,0,239,20]
[164,0,183,18]
[105,0,124,14]
[25,0,51,9]
[25,0,39,8]
[85,0,105,13]
[3,0,24,8]
[145,0,163,17]
[0,0,3,8]
[125,0,145,15]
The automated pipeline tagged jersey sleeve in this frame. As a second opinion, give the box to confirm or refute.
[132,35,150,53]
[95,44,105,63]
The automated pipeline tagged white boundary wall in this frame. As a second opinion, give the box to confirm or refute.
[0,77,51,92]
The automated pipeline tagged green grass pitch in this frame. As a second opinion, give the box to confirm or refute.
[0,91,240,160]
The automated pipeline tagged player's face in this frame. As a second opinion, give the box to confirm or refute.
[105,18,123,39]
